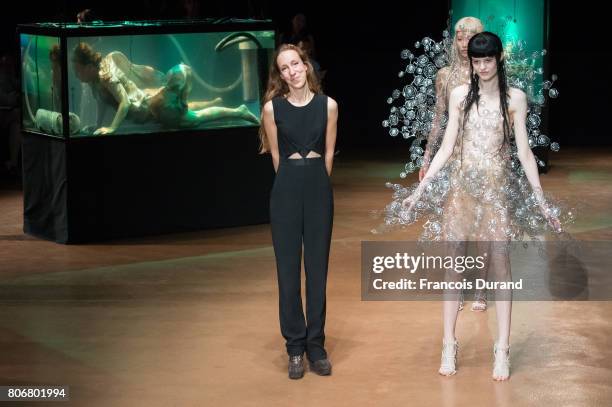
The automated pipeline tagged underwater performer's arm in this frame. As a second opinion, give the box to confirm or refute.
[94,82,130,135]
[512,88,562,231]
[325,97,338,176]
[262,100,280,172]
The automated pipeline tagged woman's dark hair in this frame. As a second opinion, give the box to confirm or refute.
[463,31,511,146]
[71,42,101,67]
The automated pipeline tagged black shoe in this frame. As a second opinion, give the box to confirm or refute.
[288,355,304,379]
[309,358,332,376]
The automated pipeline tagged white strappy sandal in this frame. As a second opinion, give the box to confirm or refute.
[492,343,510,381]
[471,298,487,312]
[439,339,458,376]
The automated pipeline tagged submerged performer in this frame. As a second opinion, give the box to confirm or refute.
[72,42,259,135]
[389,32,567,381]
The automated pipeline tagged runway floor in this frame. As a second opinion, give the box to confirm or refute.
[1,147,611,406]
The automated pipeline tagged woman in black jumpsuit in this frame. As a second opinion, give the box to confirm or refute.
[260,44,338,380]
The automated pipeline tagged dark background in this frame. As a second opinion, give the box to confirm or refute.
[1,0,609,152]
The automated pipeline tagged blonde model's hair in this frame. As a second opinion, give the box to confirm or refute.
[447,17,484,69]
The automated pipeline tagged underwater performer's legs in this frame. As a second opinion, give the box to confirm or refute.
[187,97,223,110]
[164,63,258,127]
[180,105,259,127]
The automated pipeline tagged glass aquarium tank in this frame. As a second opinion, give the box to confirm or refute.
[19,20,275,137]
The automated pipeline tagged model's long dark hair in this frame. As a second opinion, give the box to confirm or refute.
[463,32,511,146]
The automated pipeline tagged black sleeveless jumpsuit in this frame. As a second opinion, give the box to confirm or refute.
[270,94,334,362]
